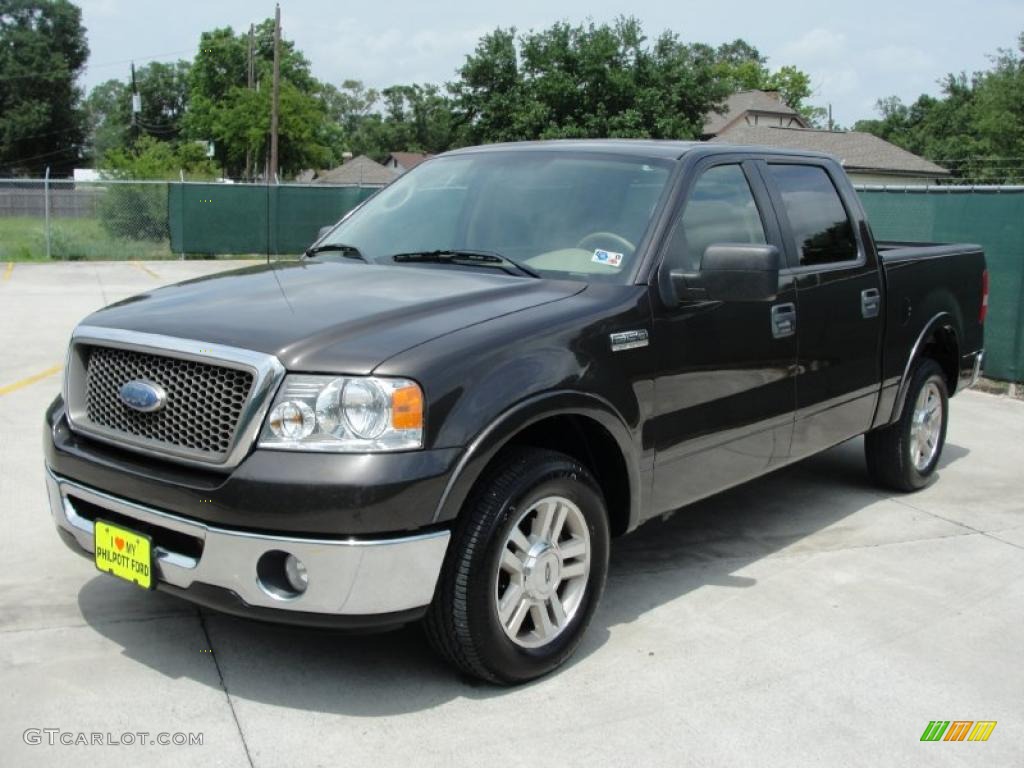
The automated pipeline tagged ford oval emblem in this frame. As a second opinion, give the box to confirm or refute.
[118,379,167,413]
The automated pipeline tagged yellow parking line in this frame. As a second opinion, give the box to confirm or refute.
[131,261,160,280]
[2,262,12,281]
[0,364,62,397]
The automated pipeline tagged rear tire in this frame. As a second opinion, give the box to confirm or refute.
[865,358,949,492]
[424,447,610,684]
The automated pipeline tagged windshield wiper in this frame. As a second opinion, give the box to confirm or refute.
[390,249,539,278]
[304,243,367,261]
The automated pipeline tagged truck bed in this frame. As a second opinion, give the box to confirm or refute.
[875,240,986,397]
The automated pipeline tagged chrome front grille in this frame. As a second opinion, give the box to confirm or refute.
[84,346,254,457]
[64,326,286,469]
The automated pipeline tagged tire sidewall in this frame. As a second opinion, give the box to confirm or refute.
[900,362,949,487]
[467,459,610,683]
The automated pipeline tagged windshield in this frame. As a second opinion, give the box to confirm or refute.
[318,151,673,282]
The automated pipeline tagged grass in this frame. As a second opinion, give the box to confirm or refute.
[0,217,263,261]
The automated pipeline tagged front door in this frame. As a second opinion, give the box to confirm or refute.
[647,158,798,517]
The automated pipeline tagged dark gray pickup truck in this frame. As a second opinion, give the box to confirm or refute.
[45,140,986,683]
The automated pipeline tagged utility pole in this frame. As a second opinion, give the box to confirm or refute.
[269,4,281,183]
[246,24,255,180]
[828,104,834,132]
[130,61,141,142]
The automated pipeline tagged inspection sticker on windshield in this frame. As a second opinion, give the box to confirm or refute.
[592,249,623,267]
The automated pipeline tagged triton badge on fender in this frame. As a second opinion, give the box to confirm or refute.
[610,329,649,352]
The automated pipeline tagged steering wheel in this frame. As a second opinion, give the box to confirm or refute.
[575,231,636,255]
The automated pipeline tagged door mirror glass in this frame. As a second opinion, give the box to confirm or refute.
[671,243,780,302]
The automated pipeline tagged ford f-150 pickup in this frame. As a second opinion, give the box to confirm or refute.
[44,140,987,683]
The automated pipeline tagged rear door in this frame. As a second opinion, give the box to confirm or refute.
[647,157,798,516]
[758,160,883,458]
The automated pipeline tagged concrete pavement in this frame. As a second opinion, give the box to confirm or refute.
[1,262,1021,767]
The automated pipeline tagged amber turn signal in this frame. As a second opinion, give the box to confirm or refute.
[391,384,424,430]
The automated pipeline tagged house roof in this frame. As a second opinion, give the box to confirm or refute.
[710,124,950,177]
[314,155,397,185]
[702,90,806,136]
[386,152,432,170]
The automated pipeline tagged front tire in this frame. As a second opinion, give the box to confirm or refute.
[865,358,949,492]
[425,447,610,684]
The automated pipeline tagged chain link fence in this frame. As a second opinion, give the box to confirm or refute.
[0,178,382,261]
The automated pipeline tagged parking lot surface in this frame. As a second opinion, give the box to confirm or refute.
[1,261,1022,767]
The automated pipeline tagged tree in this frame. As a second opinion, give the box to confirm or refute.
[101,134,217,180]
[98,135,217,241]
[184,20,340,178]
[451,19,743,145]
[712,41,825,125]
[84,60,191,162]
[855,33,1024,183]
[0,0,89,176]
[84,78,131,161]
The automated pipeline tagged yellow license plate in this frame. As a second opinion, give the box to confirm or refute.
[94,520,154,590]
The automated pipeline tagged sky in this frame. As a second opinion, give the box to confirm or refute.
[76,0,1023,127]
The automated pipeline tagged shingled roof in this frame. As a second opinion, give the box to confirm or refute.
[702,90,808,136]
[386,152,432,171]
[710,124,950,178]
[314,155,397,185]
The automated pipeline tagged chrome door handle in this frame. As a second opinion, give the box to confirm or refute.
[771,302,796,339]
[861,288,881,319]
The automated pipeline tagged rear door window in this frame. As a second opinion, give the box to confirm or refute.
[767,164,858,266]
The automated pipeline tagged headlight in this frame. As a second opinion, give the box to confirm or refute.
[258,375,423,452]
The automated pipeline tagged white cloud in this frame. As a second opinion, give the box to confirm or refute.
[770,26,942,124]
[78,0,122,18]
[300,19,488,88]
[779,28,848,62]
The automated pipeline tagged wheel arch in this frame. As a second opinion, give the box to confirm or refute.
[431,391,640,538]
[891,312,960,423]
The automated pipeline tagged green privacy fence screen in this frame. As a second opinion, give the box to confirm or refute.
[164,182,1023,381]
[168,183,379,257]
[857,187,1024,382]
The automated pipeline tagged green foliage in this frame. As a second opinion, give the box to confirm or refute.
[74,14,823,174]
[101,135,217,179]
[448,21,823,145]
[0,216,175,260]
[85,60,191,163]
[84,79,131,161]
[184,20,340,178]
[855,33,1024,183]
[98,136,217,241]
[0,0,89,176]
[452,19,733,143]
[712,41,824,125]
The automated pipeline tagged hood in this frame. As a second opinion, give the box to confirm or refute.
[82,261,584,374]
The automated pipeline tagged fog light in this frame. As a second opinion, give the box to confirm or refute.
[284,554,308,593]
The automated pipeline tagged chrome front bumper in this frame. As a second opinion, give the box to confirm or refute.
[46,469,450,616]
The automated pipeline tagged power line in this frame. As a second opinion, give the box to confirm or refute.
[0,145,81,166]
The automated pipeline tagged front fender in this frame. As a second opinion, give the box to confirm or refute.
[430,390,642,532]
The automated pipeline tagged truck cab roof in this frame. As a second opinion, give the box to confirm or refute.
[442,138,838,164]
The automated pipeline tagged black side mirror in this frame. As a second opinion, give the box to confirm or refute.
[670,243,781,303]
